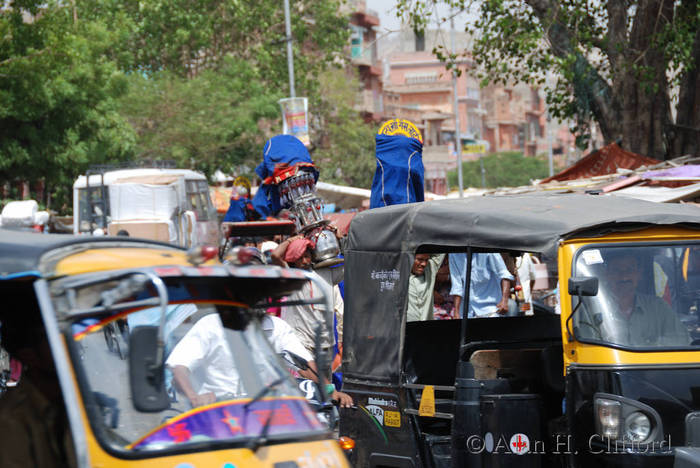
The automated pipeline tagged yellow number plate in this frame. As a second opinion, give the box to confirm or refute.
[384,410,401,427]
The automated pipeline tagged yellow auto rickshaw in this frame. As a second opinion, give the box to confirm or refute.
[0,230,349,467]
[340,194,700,468]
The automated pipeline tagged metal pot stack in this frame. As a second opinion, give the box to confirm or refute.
[278,169,340,265]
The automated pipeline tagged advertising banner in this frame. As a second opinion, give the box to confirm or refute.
[279,97,310,147]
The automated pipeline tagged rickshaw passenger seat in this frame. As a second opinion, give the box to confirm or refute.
[468,349,541,381]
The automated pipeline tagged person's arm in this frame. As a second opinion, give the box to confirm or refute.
[171,365,215,407]
[334,286,344,345]
[270,237,292,267]
[490,254,515,315]
[304,360,353,407]
[449,253,466,318]
[654,297,692,345]
[428,254,446,271]
[452,295,462,319]
[271,235,305,267]
[496,278,511,314]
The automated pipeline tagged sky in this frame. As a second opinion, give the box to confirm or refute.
[370,0,475,38]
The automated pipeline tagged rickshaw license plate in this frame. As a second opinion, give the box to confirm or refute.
[384,411,401,427]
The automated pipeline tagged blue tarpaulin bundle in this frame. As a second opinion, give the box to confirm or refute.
[369,134,424,209]
[251,134,318,218]
[222,198,248,222]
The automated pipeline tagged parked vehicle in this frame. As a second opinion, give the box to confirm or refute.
[73,165,218,247]
[0,229,349,467]
[0,199,50,232]
[340,194,700,468]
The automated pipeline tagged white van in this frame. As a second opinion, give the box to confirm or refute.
[73,167,219,247]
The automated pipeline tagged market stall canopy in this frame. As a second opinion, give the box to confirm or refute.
[612,182,700,203]
[540,142,659,183]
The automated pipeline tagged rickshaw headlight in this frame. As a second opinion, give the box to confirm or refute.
[595,398,621,439]
[624,411,651,442]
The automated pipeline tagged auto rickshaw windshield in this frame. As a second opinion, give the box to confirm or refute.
[61,278,325,455]
[572,243,700,350]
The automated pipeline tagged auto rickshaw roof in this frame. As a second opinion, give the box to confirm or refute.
[346,194,700,258]
[0,230,179,279]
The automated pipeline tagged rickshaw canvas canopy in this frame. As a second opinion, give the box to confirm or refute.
[343,194,700,383]
[347,194,700,257]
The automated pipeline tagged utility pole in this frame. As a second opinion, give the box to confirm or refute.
[547,111,554,177]
[451,12,464,197]
[283,0,296,98]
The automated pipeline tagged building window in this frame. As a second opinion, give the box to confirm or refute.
[351,25,363,59]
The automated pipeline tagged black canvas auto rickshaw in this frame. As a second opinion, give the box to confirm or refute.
[0,230,349,468]
[339,194,700,468]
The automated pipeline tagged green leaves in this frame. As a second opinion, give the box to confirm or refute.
[1,0,355,210]
[119,58,281,176]
[0,1,134,211]
[398,0,699,158]
[447,151,553,189]
[311,68,376,189]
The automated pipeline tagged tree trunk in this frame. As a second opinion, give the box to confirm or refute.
[673,0,700,158]
[615,0,674,159]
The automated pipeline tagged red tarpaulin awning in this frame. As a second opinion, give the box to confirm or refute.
[541,143,659,184]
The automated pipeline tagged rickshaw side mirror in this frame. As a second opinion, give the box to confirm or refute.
[129,326,169,412]
[568,277,599,297]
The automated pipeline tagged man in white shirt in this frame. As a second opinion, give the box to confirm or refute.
[167,311,352,408]
[167,313,241,408]
[263,314,353,407]
[270,236,342,356]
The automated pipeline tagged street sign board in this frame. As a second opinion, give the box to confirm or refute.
[463,143,487,154]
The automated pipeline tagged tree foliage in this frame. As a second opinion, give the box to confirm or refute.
[1,0,354,212]
[78,0,349,99]
[0,1,135,210]
[80,0,352,176]
[118,58,281,176]
[311,68,377,189]
[398,0,700,160]
[447,151,551,189]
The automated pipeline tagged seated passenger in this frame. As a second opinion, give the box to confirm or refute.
[167,310,353,408]
[0,320,76,468]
